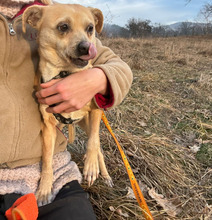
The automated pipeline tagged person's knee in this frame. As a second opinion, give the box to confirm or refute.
[38,196,96,220]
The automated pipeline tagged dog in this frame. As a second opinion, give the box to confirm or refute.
[22,3,112,204]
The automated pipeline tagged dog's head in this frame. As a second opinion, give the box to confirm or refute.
[22,4,103,70]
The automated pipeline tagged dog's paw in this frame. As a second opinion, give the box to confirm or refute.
[83,149,113,187]
[36,173,53,206]
[36,187,53,207]
[98,151,113,187]
[83,151,99,186]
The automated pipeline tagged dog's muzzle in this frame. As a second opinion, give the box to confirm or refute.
[71,41,97,67]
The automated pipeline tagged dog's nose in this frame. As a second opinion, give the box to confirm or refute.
[77,41,90,56]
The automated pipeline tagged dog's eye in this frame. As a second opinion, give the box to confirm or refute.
[87,25,94,34]
[57,23,69,32]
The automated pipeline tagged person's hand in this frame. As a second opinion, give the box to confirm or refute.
[35,68,108,113]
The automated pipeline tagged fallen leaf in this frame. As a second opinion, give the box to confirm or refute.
[116,208,129,218]
[126,186,136,200]
[109,206,116,212]
[137,120,147,127]
[148,188,182,217]
[139,180,149,196]
[109,206,129,218]
[189,144,200,153]
[132,168,139,173]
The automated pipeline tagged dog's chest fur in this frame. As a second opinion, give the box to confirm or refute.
[61,102,91,122]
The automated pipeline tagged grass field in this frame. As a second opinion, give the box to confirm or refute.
[68,36,212,219]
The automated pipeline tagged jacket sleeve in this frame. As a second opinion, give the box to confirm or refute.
[92,38,133,109]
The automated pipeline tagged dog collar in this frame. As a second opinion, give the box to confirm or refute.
[41,70,71,84]
[53,113,78,124]
[51,71,71,80]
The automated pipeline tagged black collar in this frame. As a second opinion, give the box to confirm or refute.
[41,71,71,83]
[53,113,78,124]
[51,71,71,80]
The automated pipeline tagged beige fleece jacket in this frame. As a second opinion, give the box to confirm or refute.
[0,3,133,168]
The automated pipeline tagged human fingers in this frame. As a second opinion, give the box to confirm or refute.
[40,79,60,89]
[37,93,63,106]
[45,101,76,113]
[36,84,58,99]
[36,79,62,99]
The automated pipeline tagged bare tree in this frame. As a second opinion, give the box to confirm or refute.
[198,2,212,34]
[152,23,167,37]
[179,22,192,35]
[126,18,152,38]
[200,3,212,21]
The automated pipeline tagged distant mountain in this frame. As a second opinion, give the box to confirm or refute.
[168,22,189,31]
[102,24,130,37]
[166,22,207,31]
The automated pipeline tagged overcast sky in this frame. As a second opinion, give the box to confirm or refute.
[55,0,207,27]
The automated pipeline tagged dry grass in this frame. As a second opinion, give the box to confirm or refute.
[68,36,212,219]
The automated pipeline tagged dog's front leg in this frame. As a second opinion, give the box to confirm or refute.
[36,105,57,205]
[83,109,112,186]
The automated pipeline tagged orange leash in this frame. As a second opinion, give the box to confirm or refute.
[102,112,153,220]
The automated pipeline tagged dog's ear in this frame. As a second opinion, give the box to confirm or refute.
[22,5,45,33]
[90,8,104,34]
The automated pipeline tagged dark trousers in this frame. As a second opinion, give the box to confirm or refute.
[0,180,96,220]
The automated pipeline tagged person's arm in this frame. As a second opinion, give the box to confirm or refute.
[36,38,133,113]
[92,38,133,109]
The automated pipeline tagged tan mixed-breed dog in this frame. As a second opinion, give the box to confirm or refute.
[22,3,112,204]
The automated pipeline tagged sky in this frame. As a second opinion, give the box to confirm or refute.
[55,0,208,27]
